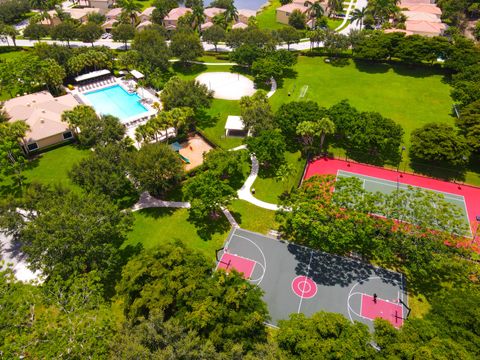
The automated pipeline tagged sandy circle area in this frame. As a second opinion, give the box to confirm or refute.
[195,72,255,100]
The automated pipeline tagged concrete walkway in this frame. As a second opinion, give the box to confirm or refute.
[132,191,190,212]
[338,0,368,34]
[237,155,282,211]
[221,207,239,228]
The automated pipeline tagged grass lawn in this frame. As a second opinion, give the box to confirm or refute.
[229,199,279,235]
[252,151,305,203]
[199,99,244,149]
[124,208,229,260]
[327,18,344,30]
[256,0,286,30]
[0,144,89,195]
[171,62,235,81]
[267,56,480,181]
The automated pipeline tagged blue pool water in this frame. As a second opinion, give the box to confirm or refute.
[84,85,148,122]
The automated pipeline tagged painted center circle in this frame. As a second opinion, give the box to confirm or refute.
[292,276,317,299]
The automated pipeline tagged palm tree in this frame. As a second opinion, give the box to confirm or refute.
[327,0,343,17]
[118,0,141,26]
[304,1,324,29]
[370,0,400,26]
[350,7,368,29]
[192,5,206,33]
[224,3,239,23]
[317,116,335,153]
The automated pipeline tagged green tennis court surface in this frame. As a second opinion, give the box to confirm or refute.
[337,170,470,232]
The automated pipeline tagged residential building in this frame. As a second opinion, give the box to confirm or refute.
[204,7,225,22]
[105,7,122,21]
[3,91,80,153]
[136,20,153,31]
[404,20,447,36]
[40,7,103,26]
[238,9,256,24]
[140,7,155,22]
[163,7,192,30]
[276,3,309,25]
[89,0,115,11]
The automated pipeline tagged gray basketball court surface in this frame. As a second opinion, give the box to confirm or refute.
[217,228,408,330]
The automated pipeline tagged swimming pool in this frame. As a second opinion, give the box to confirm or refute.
[83,85,149,122]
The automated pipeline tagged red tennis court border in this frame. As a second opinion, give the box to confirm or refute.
[217,253,256,279]
[304,157,480,248]
[361,294,404,328]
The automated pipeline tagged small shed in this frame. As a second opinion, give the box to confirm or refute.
[225,115,250,137]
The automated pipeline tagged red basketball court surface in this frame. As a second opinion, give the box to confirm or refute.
[361,294,404,328]
[217,252,256,279]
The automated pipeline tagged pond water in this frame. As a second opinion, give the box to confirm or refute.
[204,0,269,11]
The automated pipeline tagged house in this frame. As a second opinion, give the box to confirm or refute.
[238,9,256,24]
[232,22,248,29]
[88,0,115,11]
[404,20,447,36]
[163,7,192,30]
[101,19,117,32]
[276,3,309,25]
[3,91,80,153]
[204,7,225,22]
[136,20,152,31]
[40,7,103,26]
[399,0,435,4]
[402,10,441,22]
[140,7,155,22]
[401,4,442,17]
[105,7,122,21]
[201,21,214,31]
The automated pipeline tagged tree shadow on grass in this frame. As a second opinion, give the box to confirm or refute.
[196,108,219,129]
[172,62,207,77]
[353,59,391,74]
[136,207,177,219]
[187,211,232,240]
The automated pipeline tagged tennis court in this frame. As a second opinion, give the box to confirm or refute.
[337,169,470,233]
[304,158,480,241]
[216,228,408,330]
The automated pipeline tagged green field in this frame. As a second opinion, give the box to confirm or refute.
[229,199,279,234]
[256,0,285,30]
[125,208,229,260]
[252,151,305,203]
[0,144,89,195]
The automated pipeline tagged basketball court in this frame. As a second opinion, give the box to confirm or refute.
[216,228,408,329]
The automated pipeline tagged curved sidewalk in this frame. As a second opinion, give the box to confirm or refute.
[237,155,283,211]
[132,191,190,212]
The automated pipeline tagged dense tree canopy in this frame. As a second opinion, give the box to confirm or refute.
[160,76,213,111]
[410,122,471,167]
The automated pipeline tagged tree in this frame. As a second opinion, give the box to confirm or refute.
[202,149,245,187]
[70,143,137,202]
[0,0,30,24]
[62,106,125,148]
[77,22,103,46]
[40,58,66,94]
[115,244,269,355]
[251,57,284,85]
[170,30,203,63]
[0,24,19,47]
[230,44,265,66]
[277,312,374,359]
[275,101,325,150]
[323,29,349,58]
[128,143,184,196]
[350,7,368,28]
[132,28,170,71]
[296,116,335,154]
[304,0,324,29]
[202,24,226,52]
[87,11,106,24]
[50,22,78,47]
[410,123,471,167]
[151,0,177,24]
[118,0,141,26]
[112,23,136,49]
[191,5,205,32]
[11,185,133,284]
[160,76,213,112]
[0,269,115,358]
[184,171,237,220]
[458,99,480,153]
[239,90,274,134]
[277,26,302,50]
[23,23,49,41]
[0,120,29,188]
[223,0,239,23]
[288,9,307,30]
[245,129,286,170]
